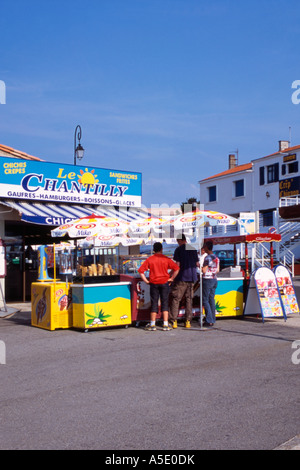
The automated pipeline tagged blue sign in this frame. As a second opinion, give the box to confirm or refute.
[0,158,142,207]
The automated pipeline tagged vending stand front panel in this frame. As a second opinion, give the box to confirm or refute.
[215,278,244,317]
[72,282,131,330]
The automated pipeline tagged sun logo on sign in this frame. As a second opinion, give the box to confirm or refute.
[77,168,99,187]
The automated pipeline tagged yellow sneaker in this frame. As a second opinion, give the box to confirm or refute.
[172,320,177,329]
[185,320,191,328]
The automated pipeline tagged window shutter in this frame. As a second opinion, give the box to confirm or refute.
[274,163,279,182]
[259,167,265,185]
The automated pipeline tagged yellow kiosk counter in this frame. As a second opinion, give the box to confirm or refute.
[214,275,244,317]
[71,280,132,331]
[31,280,132,332]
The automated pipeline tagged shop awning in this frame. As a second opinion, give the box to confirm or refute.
[1,200,150,226]
[207,232,281,245]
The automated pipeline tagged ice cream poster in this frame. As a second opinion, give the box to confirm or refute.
[273,265,299,316]
[254,267,285,320]
[244,267,286,321]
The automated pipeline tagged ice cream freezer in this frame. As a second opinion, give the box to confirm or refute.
[31,282,72,331]
[214,278,244,317]
[71,281,132,331]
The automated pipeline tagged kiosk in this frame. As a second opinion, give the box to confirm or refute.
[31,244,132,331]
[206,232,282,318]
[119,233,283,323]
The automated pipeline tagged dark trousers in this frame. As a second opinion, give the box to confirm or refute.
[169,281,194,322]
[150,282,170,312]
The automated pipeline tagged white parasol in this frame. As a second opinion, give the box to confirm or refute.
[159,209,238,233]
[128,216,168,237]
[78,234,144,248]
[51,214,130,238]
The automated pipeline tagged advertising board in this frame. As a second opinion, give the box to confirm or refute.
[0,158,142,207]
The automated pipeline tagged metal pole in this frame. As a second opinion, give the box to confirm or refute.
[198,216,204,330]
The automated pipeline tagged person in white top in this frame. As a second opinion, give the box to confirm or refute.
[202,241,219,326]
[199,247,207,268]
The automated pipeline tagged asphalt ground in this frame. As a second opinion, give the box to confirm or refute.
[1,287,300,452]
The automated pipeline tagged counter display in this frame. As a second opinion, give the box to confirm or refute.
[72,281,131,331]
[214,278,244,317]
[120,273,244,323]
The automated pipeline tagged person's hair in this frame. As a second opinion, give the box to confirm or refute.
[203,240,213,251]
[153,242,163,253]
[176,233,186,242]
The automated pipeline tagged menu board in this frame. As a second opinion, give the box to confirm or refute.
[273,265,299,316]
[244,267,286,321]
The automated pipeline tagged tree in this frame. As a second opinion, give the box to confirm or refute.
[180,197,200,213]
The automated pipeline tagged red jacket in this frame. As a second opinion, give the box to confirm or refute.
[138,253,179,284]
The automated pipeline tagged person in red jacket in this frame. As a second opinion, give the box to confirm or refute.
[138,242,179,331]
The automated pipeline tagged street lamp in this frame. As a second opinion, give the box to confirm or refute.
[74,125,84,165]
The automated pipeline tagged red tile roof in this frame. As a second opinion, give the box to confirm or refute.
[263,143,300,158]
[201,162,253,182]
[201,144,300,182]
[0,144,43,161]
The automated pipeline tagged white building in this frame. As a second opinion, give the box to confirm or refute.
[199,140,300,273]
[200,140,300,227]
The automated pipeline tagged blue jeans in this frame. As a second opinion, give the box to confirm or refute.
[202,278,217,324]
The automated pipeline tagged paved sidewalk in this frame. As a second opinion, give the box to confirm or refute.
[2,296,300,450]
[0,302,26,318]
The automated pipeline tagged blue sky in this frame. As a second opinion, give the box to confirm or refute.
[1,0,300,207]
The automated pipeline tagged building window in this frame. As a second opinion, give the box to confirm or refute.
[289,161,298,174]
[208,186,216,202]
[259,167,265,185]
[282,161,298,175]
[267,163,279,183]
[234,179,244,197]
[262,210,273,227]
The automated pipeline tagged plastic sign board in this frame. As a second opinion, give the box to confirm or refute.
[273,265,300,316]
[0,157,142,207]
[239,212,256,235]
[244,267,286,322]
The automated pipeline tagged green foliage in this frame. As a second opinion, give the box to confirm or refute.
[85,303,112,325]
[180,197,200,213]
